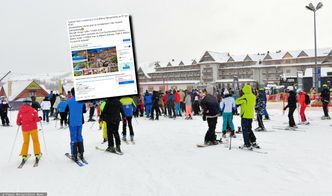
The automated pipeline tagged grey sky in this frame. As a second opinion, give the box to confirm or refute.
[1,0,331,74]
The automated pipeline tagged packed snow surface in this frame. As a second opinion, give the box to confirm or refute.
[0,103,332,196]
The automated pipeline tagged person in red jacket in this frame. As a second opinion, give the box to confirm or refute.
[174,90,182,116]
[162,91,168,116]
[298,90,309,125]
[16,97,42,162]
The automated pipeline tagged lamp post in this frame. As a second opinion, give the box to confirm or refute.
[306,2,323,91]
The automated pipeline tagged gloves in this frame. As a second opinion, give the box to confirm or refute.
[39,116,43,120]
[202,114,206,121]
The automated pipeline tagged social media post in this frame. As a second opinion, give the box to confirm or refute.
[67,14,138,101]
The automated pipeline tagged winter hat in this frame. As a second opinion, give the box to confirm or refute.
[223,89,229,95]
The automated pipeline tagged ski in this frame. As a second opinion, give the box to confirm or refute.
[33,153,42,167]
[18,154,31,169]
[271,126,305,131]
[196,141,223,148]
[237,147,268,154]
[80,158,88,165]
[65,153,84,167]
[95,146,123,155]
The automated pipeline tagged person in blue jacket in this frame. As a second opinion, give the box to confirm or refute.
[260,88,270,120]
[144,91,152,118]
[65,88,87,162]
[57,95,68,128]
[120,97,137,142]
[167,90,176,118]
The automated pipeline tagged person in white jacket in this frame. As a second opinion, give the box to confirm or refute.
[53,94,61,120]
[220,89,236,138]
[40,96,51,122]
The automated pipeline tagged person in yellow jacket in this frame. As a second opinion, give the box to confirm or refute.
[235,84,259,150]
[99,100,108,143]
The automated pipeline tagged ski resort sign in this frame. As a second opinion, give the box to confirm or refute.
[67,14,139,101]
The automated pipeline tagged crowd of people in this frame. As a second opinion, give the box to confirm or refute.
[1,82,331,163]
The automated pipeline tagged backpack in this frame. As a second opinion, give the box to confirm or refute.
[305,94,310,105]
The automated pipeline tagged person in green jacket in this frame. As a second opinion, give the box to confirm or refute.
[235,84,260,150]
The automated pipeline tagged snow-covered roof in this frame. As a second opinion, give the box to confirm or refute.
[137,62,157,78]
[2,80,34,101]
[206,51,230,63]
[139,80,200,85]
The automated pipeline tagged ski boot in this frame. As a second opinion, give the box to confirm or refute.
[239,144,253,150]
[251,142,260,149]
[122,135,127,142]
[106,146,116,153]
[130,135,134,142]
[115,146,122,153]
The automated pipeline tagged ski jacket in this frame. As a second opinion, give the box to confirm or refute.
[162,93,168,104]
[120,97,137,117]
[174,92,181,103]
[201,94,219,117]
[144,93,152,105]
[152,91,160,106]
[321,88,330,103]
[100,98,125,123]
[0,101,9,113]
[298,92,307,107]
[57,101,67,113]
[16,105,41,132]
[235,84,256,119]
[167,93,175,104]
[185,94,192,106]
[255,92,265,114]
[65,96,86,126]
[220,95,235,114]
[284,91,297,110]
[40,100,51,110]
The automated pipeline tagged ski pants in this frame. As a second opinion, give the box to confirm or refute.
[241,118,256,146]
[222,112,235,133]
[0,111,9,125]
[288,107,296,127]
[323,102,329,117]
[300,105,307,122]
[21,129,41,156]
[102,121,108,139]
[89,106,95,120]
[42,110,49,122]
[122,116,134,136]
[193,101,200,115]
[175,103,181,116]
[106,121,121,147]
[185,105,192,118]
[257,113,265,129]
[60,112,68,127]
[168,103,176,117]
[145,104,152,117]
[204,117,217,142]
[151,104,159,120]
[69,125,84,155]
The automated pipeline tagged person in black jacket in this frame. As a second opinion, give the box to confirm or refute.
[200,89,220,145]
[31,96,41,112]
[151,91,160,120]
[100,97,125,154]
[320,84,331,119]
[0,96,10,126]
[283,88,297,128]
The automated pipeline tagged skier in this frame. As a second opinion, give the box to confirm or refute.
[137,95,145,117]
[40,96,51,123]
[151,91,160,120]
[167,90,176,118]
[283,87,297,129]
[65,88,87,161]
[0,96,10,126]
[201,89,219,145]
[57,95,68,128]
[179,90,185,113]
[261,88,270,120]
[120,96,137,142]
[298,89,309,125]
[320,84,331,119]
[255,88,266,131]
[236,84,259,150]
[162,91,169,116]
[220,89,236,137]
[132,96,139,118]
[174,90,182,116]
[16,97,42,162]
[192,91,200,115]
[185,91,193,120]
[53,94,60,120]
[31,96,41,112]
[49,92,56,117]
[88,101,96,121]
[100,97,125,154]
[144,91,152,118]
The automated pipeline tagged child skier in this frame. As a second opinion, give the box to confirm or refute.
[283,87,297,129]
[220,89,236,137]
[255,88,266,131]
[57,95,68,128]
[298,90,309,125]
[120,96,137,142]
[236,84,259,150]
[100,97,125,154]
[65,88,87,162]
[16,97,42,162]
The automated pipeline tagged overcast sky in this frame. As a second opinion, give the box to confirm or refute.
[1,0,331,74]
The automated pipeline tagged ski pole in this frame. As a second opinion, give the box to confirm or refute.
[39,121,43,131]
[40,122,47,153]
[8,125,20,162]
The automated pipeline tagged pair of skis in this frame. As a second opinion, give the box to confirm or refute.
[65,153,88,167]
[17,154,41,168]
